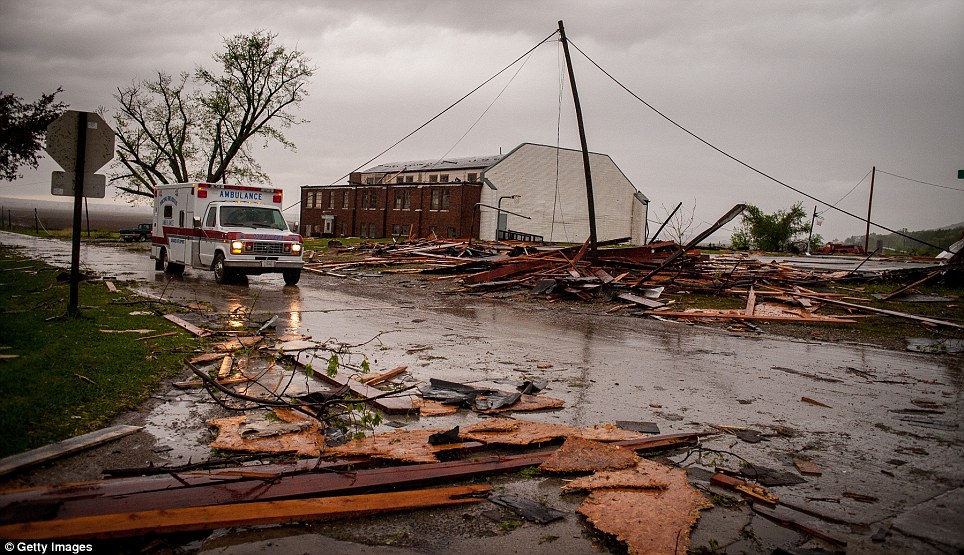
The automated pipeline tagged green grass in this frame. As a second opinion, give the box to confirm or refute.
[0,246,204,457]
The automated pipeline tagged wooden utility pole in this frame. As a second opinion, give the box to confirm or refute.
[558,20,598,259]
[864,166,875,254]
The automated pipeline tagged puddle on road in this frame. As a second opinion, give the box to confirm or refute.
[143,389,217,464]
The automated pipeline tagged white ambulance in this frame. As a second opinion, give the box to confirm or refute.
[151,183,304,285]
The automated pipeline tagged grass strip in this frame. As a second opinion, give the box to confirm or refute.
[0,245,203,458]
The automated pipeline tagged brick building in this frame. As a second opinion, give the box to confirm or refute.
[299,143,648,244]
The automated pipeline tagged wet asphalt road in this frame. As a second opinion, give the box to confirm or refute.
[2,231,962,554]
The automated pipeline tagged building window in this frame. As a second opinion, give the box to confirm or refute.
[327,192,334,209]
[342,191,350,209]
[368,223,376,237]
[366,177,375,185]
[405,176,414,183]
[340,222,347,236]
[429,175,438,183]
[430,189,440,210]
[467,173,477,182]
[394,189,411,210]
[447,227,456,238]
[401,224,410,237]
[361,190,369,209]
[392,224,400,235]
[440,174,449,183]
[440,189,450,210]
[369,191,377,209]
[396,176,403,184]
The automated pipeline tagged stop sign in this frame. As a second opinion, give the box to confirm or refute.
[45,111,115,173]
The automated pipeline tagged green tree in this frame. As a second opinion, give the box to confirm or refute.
[112,30,315,199]
[730,202,813,252]
[0,88,67,181]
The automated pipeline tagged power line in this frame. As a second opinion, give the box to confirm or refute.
[284,30,560,212]
[566,39,948,253]
[877,170,964,192]
[329,30,559,187]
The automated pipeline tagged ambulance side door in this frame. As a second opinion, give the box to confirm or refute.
[198,205,218,268]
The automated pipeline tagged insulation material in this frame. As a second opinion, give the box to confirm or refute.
[539,436,638,473]
[575,459,711,554]
[461,418,644,445]
[326,429,469,463]
[478,394,565,414]
[208,409,323,457]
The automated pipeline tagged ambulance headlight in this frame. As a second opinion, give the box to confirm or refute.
[231,240,244,254]
[290,243,302,255]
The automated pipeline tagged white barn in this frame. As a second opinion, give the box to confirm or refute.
[479,143,649,245]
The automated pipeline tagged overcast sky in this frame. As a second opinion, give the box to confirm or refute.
[2,0,962,243]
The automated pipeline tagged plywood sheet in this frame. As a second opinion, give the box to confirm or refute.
[208,409,323,457]
[326,429,468,463]
[478,394,565,414]
[461,418,644,445]
[539,436,638,473]
[413,398,459,416]
[576,459,711,554]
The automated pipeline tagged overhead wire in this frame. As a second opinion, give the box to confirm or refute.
[566,39,948,253]
[431,43,538,164]
[283,29,559,212]
[877,170,964,192]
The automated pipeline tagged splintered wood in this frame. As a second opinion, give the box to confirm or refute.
[574,458,711,555]
[539,436,638,473]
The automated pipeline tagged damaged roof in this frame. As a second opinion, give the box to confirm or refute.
[363,154,504,174]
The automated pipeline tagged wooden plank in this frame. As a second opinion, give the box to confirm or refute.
[616,293,664,309]
[0,425,142,477]
[358,365,408,385]
[217,355,234,379]
[0,433,697,522]
[163,314,212,337]
[104,280,117,293]
[0,485,490,540]
[135,331,177,342]
[646,311,857,324]
[294,353,414,414]
[745,286,757,316]
[880,270,941,301]
[793,293,964,330]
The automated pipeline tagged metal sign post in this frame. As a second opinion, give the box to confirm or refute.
[45,110,115,316]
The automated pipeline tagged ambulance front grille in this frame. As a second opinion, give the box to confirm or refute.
[249,242,285,255]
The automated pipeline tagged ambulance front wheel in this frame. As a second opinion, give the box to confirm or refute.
[212,253,233,284]
[283,269,301,286]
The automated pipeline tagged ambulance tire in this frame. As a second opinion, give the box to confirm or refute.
[154,251,165,271]
[163,250,184,276]
[283,269,301,286]
[212,253,233,284]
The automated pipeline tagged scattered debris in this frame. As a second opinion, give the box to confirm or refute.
[801,396,832,408]
[460,418,644,445]
[794,459,822,476]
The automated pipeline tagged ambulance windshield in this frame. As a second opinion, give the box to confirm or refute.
[220,206,289,231]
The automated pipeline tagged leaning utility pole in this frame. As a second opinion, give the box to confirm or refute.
[558,20,598,259]
[864,166,875,254]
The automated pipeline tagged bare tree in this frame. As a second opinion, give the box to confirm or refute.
[111,30,314,199]
[653,200,697,244]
